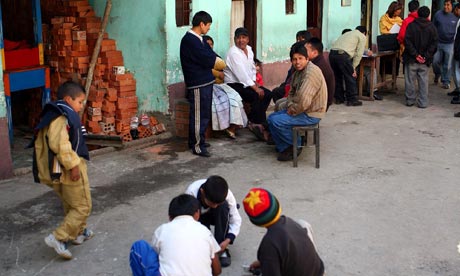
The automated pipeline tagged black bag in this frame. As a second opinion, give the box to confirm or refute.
[377,34,399,52]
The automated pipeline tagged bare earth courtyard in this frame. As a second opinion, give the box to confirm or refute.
[1,76,460,276]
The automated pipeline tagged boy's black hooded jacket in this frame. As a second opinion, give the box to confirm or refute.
[403,17,438,66]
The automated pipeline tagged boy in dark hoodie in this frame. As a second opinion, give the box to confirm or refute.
[403,6,438,108]
[33,81,93,259]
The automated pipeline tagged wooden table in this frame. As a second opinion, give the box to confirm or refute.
[358,50,398,100]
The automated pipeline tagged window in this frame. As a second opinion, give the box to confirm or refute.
[176,0,192,26]
[286,0,295,14]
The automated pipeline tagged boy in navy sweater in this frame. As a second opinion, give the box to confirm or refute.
[180,11,217,157]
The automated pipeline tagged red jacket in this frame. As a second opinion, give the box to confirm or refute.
[397,11,419,44]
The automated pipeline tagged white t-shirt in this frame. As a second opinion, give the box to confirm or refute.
[152,215,220,276]
[185,179,242,238]
[223,45,257,87]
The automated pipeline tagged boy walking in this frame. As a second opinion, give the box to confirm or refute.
[185,175,242,267]
[33,81,93,259]
[180,11,217,157]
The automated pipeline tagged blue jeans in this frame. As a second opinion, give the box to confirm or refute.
[267,110,320,152]
[129,240,161,276]
[433,42,454,85]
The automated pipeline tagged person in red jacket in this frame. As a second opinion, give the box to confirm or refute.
[397,0,420,54]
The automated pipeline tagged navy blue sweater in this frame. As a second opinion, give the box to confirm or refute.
[434,10,458,44]
[180,32,216,89]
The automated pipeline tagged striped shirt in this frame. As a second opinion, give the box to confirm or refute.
[287,62,327,119]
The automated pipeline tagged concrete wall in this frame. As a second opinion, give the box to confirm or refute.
[90,0,168,113]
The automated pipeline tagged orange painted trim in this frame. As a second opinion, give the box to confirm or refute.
[1,49,5,70]
[38,44,44,65]
[45,67,50,88]
[3,73,11,97]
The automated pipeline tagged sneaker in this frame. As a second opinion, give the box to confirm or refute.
[44,234,72,259]
[442,83,450,89]
[451,96,460,104]
[72,228,94,245]
[346,100,363,106]
[219,249,231,267]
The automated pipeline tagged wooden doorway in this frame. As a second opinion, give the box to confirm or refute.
[361,0,373,47]
[307,0,322,39]
[231,0,257,55]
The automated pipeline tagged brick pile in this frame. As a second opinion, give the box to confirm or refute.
[43,0,165,141]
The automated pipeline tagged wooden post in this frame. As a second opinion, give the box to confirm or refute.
[81,0,112,119]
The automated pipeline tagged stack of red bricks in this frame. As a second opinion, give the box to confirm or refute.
[45,0,141,139]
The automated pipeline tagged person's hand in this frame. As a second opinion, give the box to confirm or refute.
[287,108,295,116]
[70,166,80,182]
[352,70,357,78]
[366,49,373,56]
[250,260,261,270]
[253,87,264,100]
[416,55,426,64]
[219,238,231,253]
[217,71,225,80]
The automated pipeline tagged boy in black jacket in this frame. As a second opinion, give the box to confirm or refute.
[403,6,438,108]
[180,11,217,157]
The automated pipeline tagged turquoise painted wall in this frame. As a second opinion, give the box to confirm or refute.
[90,0,168,113]
[0,54,5,117]
[164,0,232,85]
[258,0,307,62]
[322,0,363,49]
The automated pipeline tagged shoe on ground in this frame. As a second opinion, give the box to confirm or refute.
[454,112,460,117]
[192,150,211,157]
[219,249,231,267]
[373,94,383,101]
[334,98,344,105]
[277,146,294,161]
[72,228,94,245]
[346,100,363,106]
[406,102,414,107]
[447,90,460,96]
[434,75,440,84]
[442,83,450,89]
[204,143,211,148]
[451,96,460,104]
[44,234,72,259]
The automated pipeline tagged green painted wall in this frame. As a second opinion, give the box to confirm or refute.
[258,0,307,62]
[90,0,168,113]
[0,54,5,117]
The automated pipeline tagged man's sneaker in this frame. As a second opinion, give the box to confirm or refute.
[219,249,231,267]
[44,234,72,259]
[72,228,94,245]
[441,83,451,89]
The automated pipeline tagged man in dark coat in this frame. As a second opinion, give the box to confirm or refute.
[403,6,438,108]
[305,38,335,110]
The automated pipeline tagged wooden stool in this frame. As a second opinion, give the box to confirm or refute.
[292,124,320,168]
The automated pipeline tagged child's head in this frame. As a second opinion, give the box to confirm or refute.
[200,175,229,208]
[203,35,214,48]
[243,188,282,228]
[296,30,311,42]
[290,41,309,71]
[168,194,201,220]
[57,81,86,113]
[192,11,212,35]
[254,58,262,72]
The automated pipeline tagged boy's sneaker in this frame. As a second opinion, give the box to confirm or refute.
[44,234,72,259]
[219,249,232,267]
[72,228,94,245]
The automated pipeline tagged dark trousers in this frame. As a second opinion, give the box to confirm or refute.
[187,84,213,154]
[329,51,358,102]
[272,83,286,104]
[199,201,230,244]
[227,83,272,124]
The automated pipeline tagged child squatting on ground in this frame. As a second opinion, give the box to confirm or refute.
[32,81,93,259]
[129,194,222,276]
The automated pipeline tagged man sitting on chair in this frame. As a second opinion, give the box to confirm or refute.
[267,42,327,162]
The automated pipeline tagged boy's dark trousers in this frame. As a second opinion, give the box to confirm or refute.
[187,84,213,154]
[199,201,230,244]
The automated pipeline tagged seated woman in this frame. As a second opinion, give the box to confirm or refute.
[203,35,247,139]
[379,1,403,34]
